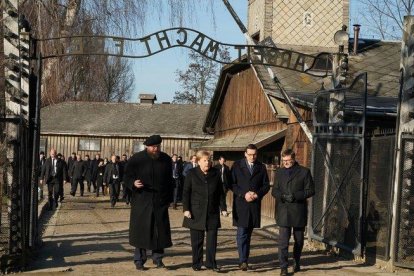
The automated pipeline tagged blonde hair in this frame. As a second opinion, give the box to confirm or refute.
[195,150,210,161]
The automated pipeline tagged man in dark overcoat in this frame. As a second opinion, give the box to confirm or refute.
[84,155,94,193]
[69,154,86,196]
[57,153,69,202]
[103,155,121,207]
[91,154,101,194]
[213,155,232,216]
[231,144,270,271]
[124,135,174,271]
[272,149,315,276]
[40,149,67,209]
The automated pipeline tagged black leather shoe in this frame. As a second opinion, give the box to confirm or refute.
[135,263,145,270]
[293,260,301,272]
[280,267,288,276]
[240,262,248,271]
[192,265,201,271]
[153,260,165,268]
[206,265,221,272]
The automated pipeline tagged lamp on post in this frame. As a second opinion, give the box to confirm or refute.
[333,25,349,87]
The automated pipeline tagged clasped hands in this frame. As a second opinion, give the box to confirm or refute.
[281,193,295,203]
[184,210,192,219]
[244,191,258,202]
[134,179,144,189]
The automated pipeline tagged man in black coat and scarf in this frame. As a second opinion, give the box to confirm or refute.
[272,149,315,276]
[231,144,270,271]
[124,135,174,271]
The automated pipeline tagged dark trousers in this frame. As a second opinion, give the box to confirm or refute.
[109,180,120,206]
[220,189,228,212]
[121,182,131,202]
[236,226,253,263]
[134,248,164,265]
[96,177,105,196]
[86,178,96,191]
[278,226,305,269]
[47,178,60,206]
[190,228,218,268]
[58,180,64,200]
[173,178,181,204]
[71,177,84,195]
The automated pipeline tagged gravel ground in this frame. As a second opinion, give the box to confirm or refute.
[21,183,414,276]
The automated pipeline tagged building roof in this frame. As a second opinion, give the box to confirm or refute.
[139,94,157,100]
[348,39,400,97]
[41,101,211,139]
[199,129,286,151]
[204,38,399,132]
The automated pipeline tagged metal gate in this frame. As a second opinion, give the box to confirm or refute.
[365,135,394,261]
[309,73,367,255]
[394,134,414,268]
[0,0,41,271]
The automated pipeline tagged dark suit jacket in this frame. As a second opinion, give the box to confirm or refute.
[70,160,87,179]
[183,162,197,177]
[84,159,92,181]
[67,157,75,176]
[91,159,101,182]
[118,160,127,181]
[38,157,46,177]
[214,163,232,191]
[182,167,225,230]
[103,162,120,184]
[231,159,270,228]
[271,163,315,227]
[40,157,67,184]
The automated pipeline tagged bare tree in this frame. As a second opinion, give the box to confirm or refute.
[360,0,414,39]
[18,0,217,106]
[173,49,230,104]
[101,57,134,102]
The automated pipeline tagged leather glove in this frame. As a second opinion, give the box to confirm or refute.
[281,193,295,203]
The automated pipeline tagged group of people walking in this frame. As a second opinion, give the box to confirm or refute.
[39,150,131,209]
[124,134,315,276]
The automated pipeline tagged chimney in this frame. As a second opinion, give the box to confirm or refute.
[139,94,157,104]
[353,24,361,55]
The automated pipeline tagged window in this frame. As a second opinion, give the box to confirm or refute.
[251,32,260,44]
[190,142,201,149]
[78,138,101,151]
[133,141,145,153]
[40,138,47,154]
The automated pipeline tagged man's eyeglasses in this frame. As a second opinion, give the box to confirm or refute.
[282,159,294,162]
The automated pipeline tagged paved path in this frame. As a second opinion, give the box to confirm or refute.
[23,183,412,275]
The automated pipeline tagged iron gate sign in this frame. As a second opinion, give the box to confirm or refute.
[37,27,331,77]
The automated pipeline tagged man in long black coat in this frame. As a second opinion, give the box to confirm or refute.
[40,149,67,209]
[231,144,270,271]
[272,149,315,276]
[69,154,86,196]
[124,135,174,271]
